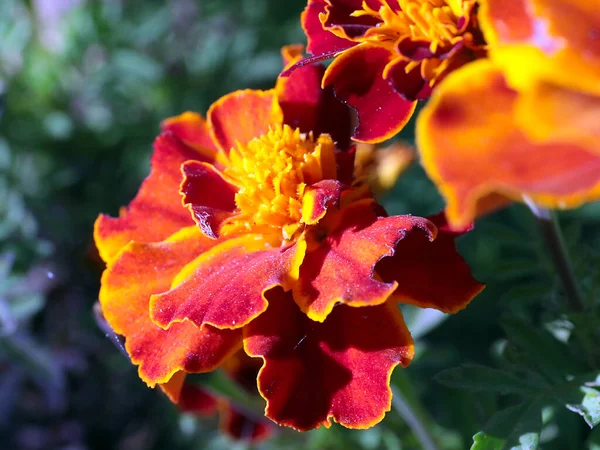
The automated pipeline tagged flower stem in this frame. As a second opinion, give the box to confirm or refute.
[391,386,439,450]
[525,201,585,313]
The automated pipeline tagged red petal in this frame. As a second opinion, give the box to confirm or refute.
[376,212,484,313]
[178,384,219,416]
[322,0,383,40]
[161,111,218,158]
[207,90,283,154]
[244,288,414,431]
[180,160,237,239]
[302,0,356,55]
[95,132,206,262]
[220,404,274,441]
[294,201,436,321]
[323,44,416,143]
[99,227,241,386]
[150,235,307,330]
[384,57,430,101]
[277,45,353,150]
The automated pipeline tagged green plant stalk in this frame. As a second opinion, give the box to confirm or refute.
[525,200,585,313]
[392,374,439,450]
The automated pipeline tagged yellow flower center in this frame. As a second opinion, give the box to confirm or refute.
[221,124,337,242]
[352,0,475,71]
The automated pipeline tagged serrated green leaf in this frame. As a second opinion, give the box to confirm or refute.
[500,316,586,381]
[471,400,544,450]
[435,364,543,395]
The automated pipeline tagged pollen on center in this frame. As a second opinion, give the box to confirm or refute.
[221,124,337,241]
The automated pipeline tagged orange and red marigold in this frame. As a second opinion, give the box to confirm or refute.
[94,46,483,431]
[287,0,486,143]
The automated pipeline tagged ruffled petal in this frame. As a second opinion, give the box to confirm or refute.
[376,213,484,313]
[95,132,206,262]
[277,45,353,149]
[244,288,414,431]
[161,111,218,159]
[150,235,307,330]
[322,43,416,143]
[180,160,238,239]
[294,200,436,322]
[99,226,242,386]
[302,0,357,55]
[417,59,600,229]
[480,0,600,95]
[207,90,284,154]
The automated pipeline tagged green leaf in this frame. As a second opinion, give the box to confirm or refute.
[471,400,544,450]
[562,383,600,428]
[435,364,543,395]
[500,316,586,381]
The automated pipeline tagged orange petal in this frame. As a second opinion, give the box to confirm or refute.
[159,371,187,403]
[244,288,414,431]
[99,226,241,386]
[180,160,238,238]
[322,43,416,143]
[417,59,600,229]
[480,0,600,95]
[94,132,205,262]
[376,212,484,313]
[514,81,600,151]
[294,200,436,322]
[149,235,307,330]
[161,112,218,160]
[207,90,283,155]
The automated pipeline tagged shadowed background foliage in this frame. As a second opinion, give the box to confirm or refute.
[2,1,600,449]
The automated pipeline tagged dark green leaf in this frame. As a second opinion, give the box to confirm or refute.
[435,364,543,395]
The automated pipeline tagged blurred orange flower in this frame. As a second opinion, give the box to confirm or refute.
[286,0,486,143]
[94,46,482,431]
[417,0,600,229]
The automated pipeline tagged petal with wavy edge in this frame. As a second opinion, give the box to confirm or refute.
[161,112,218,160]
[321,0,384,41]
[207,90,283,155]
[150,235,307,331]
[294,200,436,322]
[376,212,484,313]
[244,288,414,431]
[94,132,206,262]
[180,160,237,239]
[417,59,600,229]
[99,226,241,386]
[322,44,416,143]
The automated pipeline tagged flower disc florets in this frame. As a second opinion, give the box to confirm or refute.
[221,124,336,242]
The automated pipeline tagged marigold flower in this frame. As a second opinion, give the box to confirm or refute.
[94,45,483,431]
[288,0,486,143]
[417,0,600,229]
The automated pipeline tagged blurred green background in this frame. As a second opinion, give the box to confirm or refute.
[1,1,599,449]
